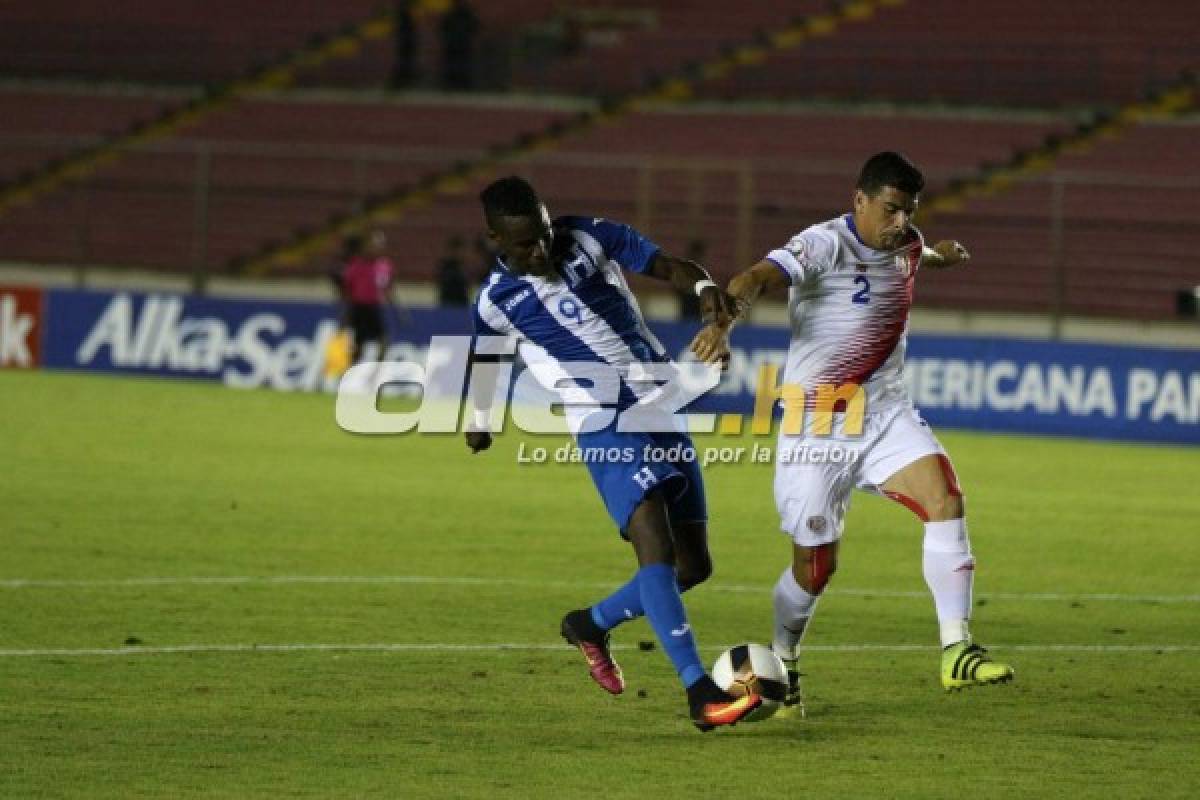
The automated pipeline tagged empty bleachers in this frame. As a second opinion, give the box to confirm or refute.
[700,0,1198,108]
[507,0,826,96]
[0,89,175,183]
[3,1,1192,109]
[2,83,1194,319]
[0,1,566,89]
[0,90,572,271]
[0,1,385,84]
[919,122,1200,318]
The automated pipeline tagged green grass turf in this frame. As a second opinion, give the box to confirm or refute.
[2,370,1198,799]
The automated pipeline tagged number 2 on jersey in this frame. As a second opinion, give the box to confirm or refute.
[852,275,871,304]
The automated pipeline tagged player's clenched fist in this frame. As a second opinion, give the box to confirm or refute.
[932,240,970,266]
[465,431,492,453]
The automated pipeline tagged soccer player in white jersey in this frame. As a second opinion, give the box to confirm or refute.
[465,176,763,730]
[691,152,1015,711]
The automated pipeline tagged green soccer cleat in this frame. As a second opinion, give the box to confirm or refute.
[941,641,1014,691]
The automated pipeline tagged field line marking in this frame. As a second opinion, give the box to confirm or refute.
[1,643,1197,658]
[1,574,1197,604]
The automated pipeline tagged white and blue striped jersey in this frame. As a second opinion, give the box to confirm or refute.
[472,215,675,433]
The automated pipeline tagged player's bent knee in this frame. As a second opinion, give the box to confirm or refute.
[925,492,964,521]
[676,559,712,592]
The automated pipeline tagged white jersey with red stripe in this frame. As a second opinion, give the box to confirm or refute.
[766,213,923,416]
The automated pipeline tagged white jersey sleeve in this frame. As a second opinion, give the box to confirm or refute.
[766,228,839,285]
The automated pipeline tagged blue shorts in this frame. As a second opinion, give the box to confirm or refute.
[574,428,706,535]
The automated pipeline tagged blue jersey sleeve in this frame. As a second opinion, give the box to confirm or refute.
[472,282,517,359]
[472,279,506,337]
[565,216,660,274]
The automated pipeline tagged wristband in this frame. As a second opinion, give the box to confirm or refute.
[693,279,717,297]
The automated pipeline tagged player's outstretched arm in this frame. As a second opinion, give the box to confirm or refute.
[690,260,789,367]
[921,240,971,269]
[646,253,738,326]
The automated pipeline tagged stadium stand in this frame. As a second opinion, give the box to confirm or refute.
[0,0,903,270]
[700,0,1198,108]
[231,0,1198,109]
[0,1,386,84]
[0,1,563,86]
[0,95,1065,279]
[923,121,1200,318]
[3,0,1194,109]
[0,0,637,221]
[0,91,572,270]
[0,5,414,217]
[0,1,1195,320]
[504,0,833,96]
[0,89,174,183]
[3,99,1194,318]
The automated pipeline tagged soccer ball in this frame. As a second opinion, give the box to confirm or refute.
[711,643,789,721]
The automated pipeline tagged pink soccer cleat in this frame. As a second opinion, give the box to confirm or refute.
[560,610,625,695]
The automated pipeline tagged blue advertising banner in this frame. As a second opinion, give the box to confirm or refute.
[36,287,1200,444]
[655,323,1200,445]
[902,335,1200,444]
[42,288,472,391]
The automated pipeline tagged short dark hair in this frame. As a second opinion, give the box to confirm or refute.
[479,176,542,225]
[856,151,924,197]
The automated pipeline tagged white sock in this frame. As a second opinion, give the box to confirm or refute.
[772,566,820,661]
[923,518,975,648]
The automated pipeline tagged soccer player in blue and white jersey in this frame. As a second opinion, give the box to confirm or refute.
[463,176,761,731]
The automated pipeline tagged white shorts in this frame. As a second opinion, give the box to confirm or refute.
[774,405,953,546]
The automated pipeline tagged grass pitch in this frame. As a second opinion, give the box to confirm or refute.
[2,370,1198,798]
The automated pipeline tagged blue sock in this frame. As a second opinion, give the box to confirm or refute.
[592,573,701,631]
[637,563,706,689]
[591,577,643,631]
